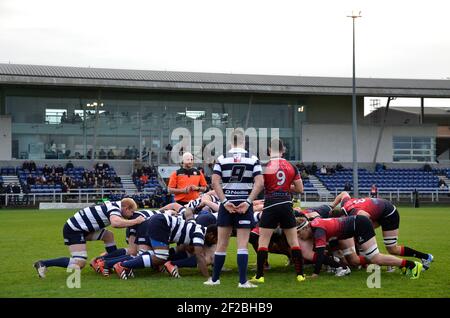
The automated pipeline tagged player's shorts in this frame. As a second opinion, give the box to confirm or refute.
[354,215,376,245]
[125,227,137,244]
[379,203,400,231]
[259,201,296,229]
[312,205,333,219]
[134,219,153,246]
[63,223,105,246]
[217,201,255,229]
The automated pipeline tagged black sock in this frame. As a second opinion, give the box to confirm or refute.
[405,260,416,270]
[291,248,304,276]
[403,247,428,260]
[323,255,341,268]
[256,248,268,279]
[103,248,127,259]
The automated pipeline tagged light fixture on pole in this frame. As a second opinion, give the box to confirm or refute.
[347,10,362,197]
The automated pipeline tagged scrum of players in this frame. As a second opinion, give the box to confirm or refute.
[33,141,433,285]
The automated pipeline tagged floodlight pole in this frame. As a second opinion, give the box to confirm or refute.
[348,11,362,197]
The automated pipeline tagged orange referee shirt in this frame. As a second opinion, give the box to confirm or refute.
[168,167,208,203]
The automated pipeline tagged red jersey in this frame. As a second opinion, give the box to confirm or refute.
[341,197,389,222]
[263,158,300,202]
[310,216,356,248]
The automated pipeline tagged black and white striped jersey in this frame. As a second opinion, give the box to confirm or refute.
[213,148,262,202]
[66,201,122,232]
[127,209,166,237]
[162,214,206,247]
[187,193,220,211]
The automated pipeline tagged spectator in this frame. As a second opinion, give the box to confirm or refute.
[423,164,432,172]
[311,162,318,175]
[335,163,344,171]
[65,161,74,170]
[107,149,115,159]
[344,181,352,192]
[30,161,37,171]
[43,164,52,176]
[320,165,327,175]
[12,183,21,204]
[55,165,64,174]
[99,149,107,159]
[370,184,378,198]
[60,112,68,123]
[439,178,448,189]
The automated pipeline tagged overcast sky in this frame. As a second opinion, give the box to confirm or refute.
[1,0,450,80]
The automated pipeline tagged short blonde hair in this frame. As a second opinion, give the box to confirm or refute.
[121,198,138,211]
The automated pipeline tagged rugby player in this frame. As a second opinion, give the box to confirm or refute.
[33,198,143,278]
[250,139,305,284]
[332,191,433,270]
[297,215,423,279]
[204,129,264,288]
[113,213,216,279]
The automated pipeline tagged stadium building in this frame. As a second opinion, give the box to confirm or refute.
[0,63,449,206]
[0,63,449,165]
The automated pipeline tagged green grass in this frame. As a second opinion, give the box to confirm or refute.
[0,207,449,298]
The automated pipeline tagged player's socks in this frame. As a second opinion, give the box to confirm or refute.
[105,243,117,253]
[103,248,127,259]
[170,251,189,261]
[291,246,304,276]
[256,247,268,279]
[105,255,133,268]
[172,255,197,268]
[237,249,249,284]
[400,246,429,260]
[42,257,70,268]
[401,259,416,269]
[121,252,153,269]
[212,252,226,282]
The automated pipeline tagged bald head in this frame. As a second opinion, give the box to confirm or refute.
[182,152,194,169]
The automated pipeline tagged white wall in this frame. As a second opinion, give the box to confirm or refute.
[301,124,436,163]
[0,116,12,160]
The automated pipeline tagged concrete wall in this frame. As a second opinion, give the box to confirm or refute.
[301,123,437,163]
[0,116,12,160]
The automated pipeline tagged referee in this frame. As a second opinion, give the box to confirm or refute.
[204,129,264,288]
[168,152,208,205]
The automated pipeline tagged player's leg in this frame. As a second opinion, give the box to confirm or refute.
[381,208,433,269]
[86,229,117,253]
[207,225,232,284]
[252,227,273,281]
[339,238,364,267]
[283,227,305,281]
[34,224,87,278]
[236,227,256,287]
[357,216,422,279]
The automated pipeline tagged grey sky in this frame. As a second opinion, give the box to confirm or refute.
[1,0,450,80]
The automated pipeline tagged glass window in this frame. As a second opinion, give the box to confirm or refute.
[393,136,435,162]
[45,109,67,124]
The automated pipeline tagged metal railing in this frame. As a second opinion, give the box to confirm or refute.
[1,188,126,206]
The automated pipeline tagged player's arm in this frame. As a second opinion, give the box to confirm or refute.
[211,174,225,202]
[331,191,351,209]
[290,178,304,193]
[193,245,209,277]
[110,214,145,228]
[201,198,219,212]
[160,202,184,212]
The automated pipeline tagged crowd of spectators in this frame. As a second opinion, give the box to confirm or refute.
[19,161,122,193]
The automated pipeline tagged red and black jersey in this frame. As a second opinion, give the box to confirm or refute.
[263,158,301,202]
[342,197,388,222]
[310,216,356,248]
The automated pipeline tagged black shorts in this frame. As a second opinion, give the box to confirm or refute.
[63,223,88,246]
[354,215,376,245]
[259,201,296,229]
[217,201,255,229]
[135,214,169,246]
[379,203,400,231]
